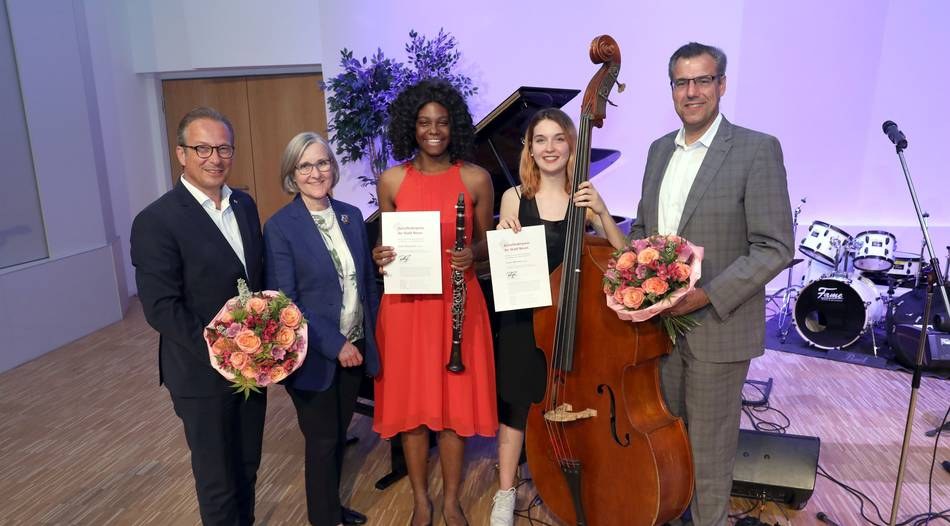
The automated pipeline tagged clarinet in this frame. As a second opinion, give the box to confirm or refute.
[446,193,467,373]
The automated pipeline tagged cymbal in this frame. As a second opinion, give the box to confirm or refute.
[784,258,804,269]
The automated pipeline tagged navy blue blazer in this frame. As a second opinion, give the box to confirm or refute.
[131,182,264,397]
[263,195,380,392]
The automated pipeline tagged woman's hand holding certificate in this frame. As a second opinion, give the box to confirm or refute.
[486,224,552,312]
[379,211,442,294]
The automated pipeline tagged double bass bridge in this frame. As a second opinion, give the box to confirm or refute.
[543,403,598,423]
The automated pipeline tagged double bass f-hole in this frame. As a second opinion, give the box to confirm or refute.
[596,384,631,447]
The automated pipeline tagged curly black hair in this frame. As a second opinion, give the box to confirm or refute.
[387,78,476,163]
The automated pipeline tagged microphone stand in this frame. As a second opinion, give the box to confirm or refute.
[889,141,950,319]
[889,269,937,526]
[884,129,950,526]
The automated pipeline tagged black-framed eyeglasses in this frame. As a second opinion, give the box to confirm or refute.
[296,159,333,175]
[180,144,235,159]
[671,75,721,90]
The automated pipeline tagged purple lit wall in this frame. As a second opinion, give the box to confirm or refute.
[319,1,950,285]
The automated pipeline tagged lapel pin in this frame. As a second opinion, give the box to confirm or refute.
[341,214,350,224]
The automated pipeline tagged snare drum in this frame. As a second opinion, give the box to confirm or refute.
[886,252,922,280]
[794,275,884,349]
[799,221,851,267]
[853,230,896,272]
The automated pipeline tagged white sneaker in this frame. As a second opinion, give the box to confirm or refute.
[490,487,516,526]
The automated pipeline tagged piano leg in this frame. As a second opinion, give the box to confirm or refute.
[374,436,409,490]
[355,376,412,490]
[373,432,438,489]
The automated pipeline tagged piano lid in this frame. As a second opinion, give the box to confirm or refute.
[474,86,621,211]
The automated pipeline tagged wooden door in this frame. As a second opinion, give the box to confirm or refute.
[161,73,327,222]
[161,77,257,200]
[246,73,327,223]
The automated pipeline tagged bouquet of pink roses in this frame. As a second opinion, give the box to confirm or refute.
[602,234,704,343]
[204,279,308,398]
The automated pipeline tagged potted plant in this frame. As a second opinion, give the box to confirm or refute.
[324,29,477,205]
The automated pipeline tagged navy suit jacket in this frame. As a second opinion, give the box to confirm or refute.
[263,195,380,392]
[131,182,264,397]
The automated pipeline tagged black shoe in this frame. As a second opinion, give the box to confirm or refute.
[342,506,367,525]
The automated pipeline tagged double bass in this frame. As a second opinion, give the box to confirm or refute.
[524,35,694,525]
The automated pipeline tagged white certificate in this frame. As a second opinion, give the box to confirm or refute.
[487,225,552,312]
[381,211,442,294]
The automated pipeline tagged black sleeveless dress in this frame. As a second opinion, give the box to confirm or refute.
[495,194,567,428]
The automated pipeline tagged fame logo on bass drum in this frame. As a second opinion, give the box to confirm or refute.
[816,286,845,302]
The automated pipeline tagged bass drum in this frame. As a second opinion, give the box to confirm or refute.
[794,276,884,349]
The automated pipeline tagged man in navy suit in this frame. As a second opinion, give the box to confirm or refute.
[131,107,266,525]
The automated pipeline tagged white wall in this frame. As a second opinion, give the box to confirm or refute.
[0,0,124,372]
[128,0,322,73]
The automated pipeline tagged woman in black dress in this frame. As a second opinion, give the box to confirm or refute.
[489,108,626,526]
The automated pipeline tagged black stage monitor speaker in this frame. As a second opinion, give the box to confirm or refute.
[731,429,820,510]
[889,324,950,371]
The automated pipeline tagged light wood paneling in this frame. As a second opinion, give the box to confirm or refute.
[0,302,946,525]
[160,73,329,223]
[245,73,327,224]
[161,77,256,201]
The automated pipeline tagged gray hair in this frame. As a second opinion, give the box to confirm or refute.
[176,106,234,145]
[280,131,340,195]
[668,42,727,82]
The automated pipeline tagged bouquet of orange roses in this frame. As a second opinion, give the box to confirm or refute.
[602,234,704,343]
[204,279,308,398]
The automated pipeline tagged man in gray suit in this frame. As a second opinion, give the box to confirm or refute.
[629,42,794,525]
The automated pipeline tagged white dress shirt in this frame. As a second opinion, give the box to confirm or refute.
[180,175,248,276]
[657,113,724,235]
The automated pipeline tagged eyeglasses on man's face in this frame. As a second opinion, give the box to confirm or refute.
[671,75,721,90]
[181,144,235,159]
[296,159,333,175]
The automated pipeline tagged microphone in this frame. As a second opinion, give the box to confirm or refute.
[816,512,841,526]
[882,120,908,149]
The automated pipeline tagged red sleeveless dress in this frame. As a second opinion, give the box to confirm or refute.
[373,163,498,439]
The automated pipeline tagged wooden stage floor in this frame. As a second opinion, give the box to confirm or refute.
[0,300,946,525]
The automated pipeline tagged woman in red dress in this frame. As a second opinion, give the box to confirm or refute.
[372,79,496,526]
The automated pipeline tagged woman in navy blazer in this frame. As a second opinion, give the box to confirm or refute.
[263,131,379,526]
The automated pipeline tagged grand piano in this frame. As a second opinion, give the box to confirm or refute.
[356,86,625,489]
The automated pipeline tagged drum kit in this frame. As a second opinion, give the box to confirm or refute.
[771,212,949,352]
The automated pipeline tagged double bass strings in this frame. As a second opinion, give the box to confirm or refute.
[545,113,594,465]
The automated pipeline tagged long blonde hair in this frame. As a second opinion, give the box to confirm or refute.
[518,108,577,199]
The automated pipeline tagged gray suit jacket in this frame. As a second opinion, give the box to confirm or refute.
[630,117,794,362]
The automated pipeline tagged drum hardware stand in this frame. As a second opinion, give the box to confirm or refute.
[839,239,856,277]
[914,216,929,289]
[880,121,950,526]
[768,197,806,343]
[866,300,879,356]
